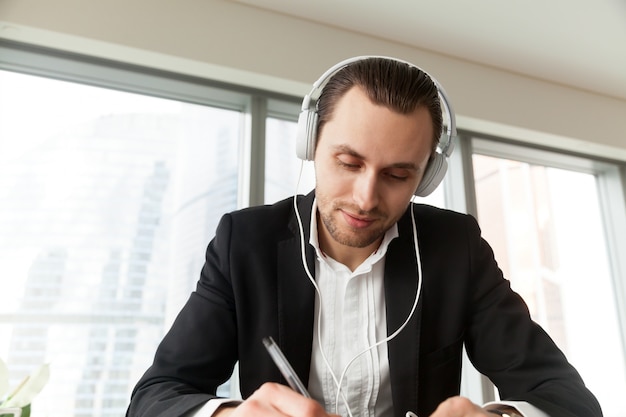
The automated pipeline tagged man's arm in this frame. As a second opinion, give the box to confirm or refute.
[127,214,241,416]
[459,213,602,416]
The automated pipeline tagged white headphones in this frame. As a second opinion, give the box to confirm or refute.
[295,55,457,197]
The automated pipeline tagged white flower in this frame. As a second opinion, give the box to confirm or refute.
[0,358,50,409]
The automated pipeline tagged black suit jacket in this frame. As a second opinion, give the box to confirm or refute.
[127,192,602,417]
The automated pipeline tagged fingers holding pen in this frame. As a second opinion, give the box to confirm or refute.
[225,382,338,417]
[257,382,328,416]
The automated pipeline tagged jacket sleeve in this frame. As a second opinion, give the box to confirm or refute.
[460,214,603,417]
[126,213,239,417]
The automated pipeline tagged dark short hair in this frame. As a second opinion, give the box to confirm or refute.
[316,57,443,153]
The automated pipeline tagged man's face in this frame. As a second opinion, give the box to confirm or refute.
[314,86,434,265]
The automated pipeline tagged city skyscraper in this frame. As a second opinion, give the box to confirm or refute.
[1,103,241,416]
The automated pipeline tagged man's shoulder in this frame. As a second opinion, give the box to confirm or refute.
[230,194,300,220]
[411,203,472,222]
[222,194,311,237]
[406,203,479,236]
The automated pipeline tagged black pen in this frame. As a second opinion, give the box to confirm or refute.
[262,336,311,398]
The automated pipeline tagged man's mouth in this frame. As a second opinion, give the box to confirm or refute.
[340,210,376,229]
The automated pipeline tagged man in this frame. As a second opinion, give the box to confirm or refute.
[127,57,602,417]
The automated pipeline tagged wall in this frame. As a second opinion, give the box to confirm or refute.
[1,0,625,160]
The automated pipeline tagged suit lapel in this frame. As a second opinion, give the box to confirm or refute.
[276,193,317,387]
[385,210,423,415]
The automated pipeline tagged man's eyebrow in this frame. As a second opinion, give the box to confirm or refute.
[388,162,419,171]
[333,144,419,171]
[333,144,362,158]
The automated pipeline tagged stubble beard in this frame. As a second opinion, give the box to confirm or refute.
[318,201,389,249]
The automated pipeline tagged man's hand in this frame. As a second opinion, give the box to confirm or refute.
[214,382,339,417]
[429,396,496,417]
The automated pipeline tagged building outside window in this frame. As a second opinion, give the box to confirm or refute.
[0,69,242,416]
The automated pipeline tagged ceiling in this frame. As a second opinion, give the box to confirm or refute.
[233,0,626,101]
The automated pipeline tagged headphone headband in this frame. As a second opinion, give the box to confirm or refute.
[296,56,457,196]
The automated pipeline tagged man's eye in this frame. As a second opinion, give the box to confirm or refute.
[337,159,359,169]
[387,172,408,181]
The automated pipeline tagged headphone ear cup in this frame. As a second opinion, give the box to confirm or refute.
[415,153,448,197]
[296,109,318,161]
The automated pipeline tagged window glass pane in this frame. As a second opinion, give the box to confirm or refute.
[472,153,625,416]
[265,117,315,204]
[0,70,241,416]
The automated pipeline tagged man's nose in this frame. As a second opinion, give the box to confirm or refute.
[353,172,379,212]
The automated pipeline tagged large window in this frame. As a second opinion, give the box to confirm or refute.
[1,40,625,417]
[470,138,626,417]
[0,68,244,416]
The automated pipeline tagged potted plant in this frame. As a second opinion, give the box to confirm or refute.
[0,359,49,417]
